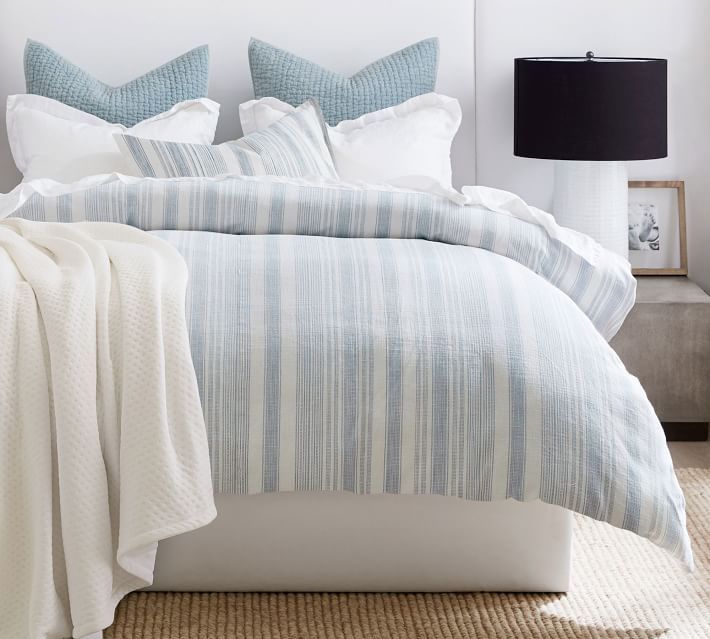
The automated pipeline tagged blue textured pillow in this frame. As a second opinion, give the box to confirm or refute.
[24,40,210,127]
[248,38,438,126]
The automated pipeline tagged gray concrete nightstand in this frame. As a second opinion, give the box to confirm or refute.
[610,276,710,440]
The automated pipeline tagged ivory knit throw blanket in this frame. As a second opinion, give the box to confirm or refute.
[0,219,216,639]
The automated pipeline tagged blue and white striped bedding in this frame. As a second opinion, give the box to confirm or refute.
[4,174,692,567]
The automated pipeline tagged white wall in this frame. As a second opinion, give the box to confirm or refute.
[476,0,710,292]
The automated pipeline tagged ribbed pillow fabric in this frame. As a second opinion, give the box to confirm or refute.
[24,40,210,127]
[248,38,439,126]
[115,99,337,180]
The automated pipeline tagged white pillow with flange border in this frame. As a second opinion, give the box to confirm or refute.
[7,94,220,183]
[239,92,461,189]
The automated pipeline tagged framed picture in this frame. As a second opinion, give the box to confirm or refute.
[628,180,688,275]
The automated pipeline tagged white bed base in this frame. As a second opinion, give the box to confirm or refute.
[149,492,573,593]
[83,492,573,638]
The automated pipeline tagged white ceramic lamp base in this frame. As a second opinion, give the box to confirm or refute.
[552,161,629,259]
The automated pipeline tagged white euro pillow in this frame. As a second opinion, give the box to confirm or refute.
[6,94,220,183]
[239,93,461,189]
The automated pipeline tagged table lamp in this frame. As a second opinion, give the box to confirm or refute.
[514,53,667,258]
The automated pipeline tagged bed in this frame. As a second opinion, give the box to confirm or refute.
[0,3,692,639]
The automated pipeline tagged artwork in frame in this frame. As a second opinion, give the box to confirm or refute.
[628,180,688,275]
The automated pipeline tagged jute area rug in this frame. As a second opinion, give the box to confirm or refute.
[106,468,709,638]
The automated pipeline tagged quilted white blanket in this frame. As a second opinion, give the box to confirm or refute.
[0,219,216,639]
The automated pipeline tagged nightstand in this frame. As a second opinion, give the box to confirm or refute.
[610,276,710,440]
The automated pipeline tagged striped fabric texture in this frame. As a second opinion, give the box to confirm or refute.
[115,100,337,180]
[7,175,692,566]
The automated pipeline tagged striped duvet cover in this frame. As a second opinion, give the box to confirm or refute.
[3,174,692,567]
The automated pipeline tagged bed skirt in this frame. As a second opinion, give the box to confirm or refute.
[149,492,573,593]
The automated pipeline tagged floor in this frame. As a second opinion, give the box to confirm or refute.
[668,440,710,468]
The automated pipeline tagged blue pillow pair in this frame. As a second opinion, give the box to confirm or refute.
[24,38,438,128]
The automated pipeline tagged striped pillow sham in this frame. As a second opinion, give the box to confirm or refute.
[114,99,338,180]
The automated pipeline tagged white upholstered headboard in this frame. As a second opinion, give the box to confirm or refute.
[0,0,475,193]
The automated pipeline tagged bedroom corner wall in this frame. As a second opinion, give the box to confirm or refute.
[476,0,710,293]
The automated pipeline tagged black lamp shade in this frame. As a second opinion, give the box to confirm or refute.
[514,57,667,161]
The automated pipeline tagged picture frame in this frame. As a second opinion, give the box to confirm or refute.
[628,180,688,276]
